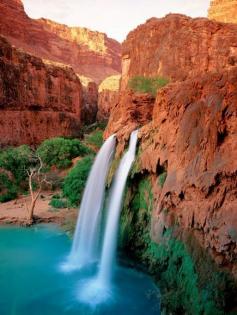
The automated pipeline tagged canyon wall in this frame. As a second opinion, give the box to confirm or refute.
[121,14,237,89]
[0,0,121,83]
[0,35,82,146]
[81,81,98,125]
[208,0,237,24]
[105,14,237,312]
[97,75,121,121]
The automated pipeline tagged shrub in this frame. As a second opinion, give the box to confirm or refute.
[49,197,68,209]
[0,173,17,203]
[0,145,32,185]
[37,137,92,169]
[85,130,104,149]
[128,76,169,96]
[62,156,94,206]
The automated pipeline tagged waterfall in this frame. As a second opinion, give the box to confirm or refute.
[97,130,138,287]
[65,134,116,270]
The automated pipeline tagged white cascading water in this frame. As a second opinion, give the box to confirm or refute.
[78,130,138,304]
[64,134,116,270]
[97,130,138,286]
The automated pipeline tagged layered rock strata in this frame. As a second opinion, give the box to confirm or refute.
[121,14,237,89]
[0,35,82,146]
[0,0,121,83]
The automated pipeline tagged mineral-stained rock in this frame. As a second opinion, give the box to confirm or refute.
[105,66,237,278]
[208,0,237,24]
[97,75,121,121]
[121,14,237,89]
[0,35,82,146]
[105,15,237,279]
[0,0,121,83]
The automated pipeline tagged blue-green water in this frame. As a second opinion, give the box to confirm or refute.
[0,225,160,315]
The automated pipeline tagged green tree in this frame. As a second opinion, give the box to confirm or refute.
[37,137,92,169]
[62,156,94,206]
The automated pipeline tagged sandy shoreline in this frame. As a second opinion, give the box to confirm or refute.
[0,191,77,227]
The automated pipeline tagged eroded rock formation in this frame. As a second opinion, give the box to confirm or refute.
[0,0,121,83]
[121,14,237,89]
[105,14,237,284]
[209,0,237,24]
[97,75,121,121]
[0,35,82,145]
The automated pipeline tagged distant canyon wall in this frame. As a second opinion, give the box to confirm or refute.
[208,0,237,24]
[0,36,82,146]
[0,0,121,83]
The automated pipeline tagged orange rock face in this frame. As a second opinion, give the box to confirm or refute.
[0,36,82,145]
[97,75,121,121]
[0,0,121,83]
[106,68,237,278]
[105,15,237,278]
[104,91,155,155]
[121,14,237,89]
[208,0,237,24]
[140,69,237,274]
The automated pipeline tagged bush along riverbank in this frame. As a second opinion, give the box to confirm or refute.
[0,123,105,225]
[119,175,237,315]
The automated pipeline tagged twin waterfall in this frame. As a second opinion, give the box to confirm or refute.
[98,130,138,286]
[65,130,138,293]
[68,134,116,268]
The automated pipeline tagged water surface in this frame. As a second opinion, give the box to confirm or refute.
[0,225,160,315]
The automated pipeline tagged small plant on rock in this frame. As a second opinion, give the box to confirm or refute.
[128,76,169,97]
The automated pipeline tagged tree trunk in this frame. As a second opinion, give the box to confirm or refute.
[27,198,38,224]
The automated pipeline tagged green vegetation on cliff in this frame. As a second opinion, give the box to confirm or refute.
[84,130,104,149]
[120,176,236,315]
[128,76,169,96]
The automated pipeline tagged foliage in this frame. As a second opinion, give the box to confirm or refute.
[119,176,234,315]
[80,121,107,135]
[0,173,17,203]
[119,178,153,251]
[85,130,104,149]
[49,195,68,209]
[128,76,169,97]
[62,156,94,207]
[0,145,32,185]
[158,172,167,188]
[37,137,92,169]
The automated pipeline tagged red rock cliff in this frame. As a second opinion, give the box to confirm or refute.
[208,0,237,24]
[0,0,121,83]
[121,14,237,89]
[105,15,237,280]
[0,35,83,146]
